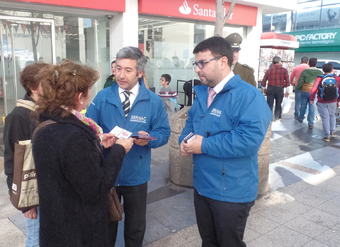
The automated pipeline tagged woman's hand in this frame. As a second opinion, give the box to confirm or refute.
[116,138,134,153]
[101,133,117,148]
[23,207,37,219]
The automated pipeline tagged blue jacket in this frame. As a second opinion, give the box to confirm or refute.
[179,75,272,202]
[86,80,170,186]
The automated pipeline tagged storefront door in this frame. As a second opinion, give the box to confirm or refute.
[0,16,55,123]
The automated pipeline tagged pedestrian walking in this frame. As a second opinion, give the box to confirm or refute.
[290,56,309,120]
[310,62,340,141]
[261,56,290,120]
[297,57,323,128]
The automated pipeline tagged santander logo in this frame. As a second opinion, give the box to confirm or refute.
[179,0,192,15]
[178,0,234,20]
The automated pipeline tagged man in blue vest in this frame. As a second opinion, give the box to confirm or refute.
[179,36,271,246]
[86,46,170,247]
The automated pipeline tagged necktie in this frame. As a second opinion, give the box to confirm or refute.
[122,91,131,117]
[207,87,216,108]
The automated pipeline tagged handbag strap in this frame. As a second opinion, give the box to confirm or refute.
[32,120,56,139]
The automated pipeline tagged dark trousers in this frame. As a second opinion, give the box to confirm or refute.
[266,85,284,120]
[194,190,254,247]
[109,183,147,247]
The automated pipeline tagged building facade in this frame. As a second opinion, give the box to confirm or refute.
[0,0,295,117]
[263,0,340,66]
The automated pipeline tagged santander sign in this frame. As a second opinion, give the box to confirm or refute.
[179,0,233,19]
[139,0,257,27]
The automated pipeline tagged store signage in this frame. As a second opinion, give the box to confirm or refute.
[139,0,257,26]
[13,0,125,12]
[288,29,340,47]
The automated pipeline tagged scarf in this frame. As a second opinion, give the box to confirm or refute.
[71,109,103,142]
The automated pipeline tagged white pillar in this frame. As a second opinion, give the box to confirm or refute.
[109,0,138,60]
[241,7,263,84]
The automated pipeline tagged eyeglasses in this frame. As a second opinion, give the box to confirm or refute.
[192,56,222,69]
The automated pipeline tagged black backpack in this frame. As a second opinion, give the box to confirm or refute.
[317,74,338,101]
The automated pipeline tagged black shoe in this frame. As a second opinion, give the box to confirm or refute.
[323,136,330,142]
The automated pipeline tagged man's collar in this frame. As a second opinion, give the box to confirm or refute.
[212,71,234,94]
[118,81,140,95]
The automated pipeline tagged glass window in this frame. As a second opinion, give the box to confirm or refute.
[54,15,110,90]
[139,16,243,105]
[0,9,109,118]
[262,15,271,32]
[272,14,287,32]
[294,7,321,30]
[320,4,340,28]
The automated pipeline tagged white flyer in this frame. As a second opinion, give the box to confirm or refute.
[110,126,132,139]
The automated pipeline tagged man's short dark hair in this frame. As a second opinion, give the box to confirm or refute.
[193,36,233,67]
[301,56,308,64]
[322,63,333,73]
[161,74,171,84]
[272,56,281,64]
[309,58,318,67]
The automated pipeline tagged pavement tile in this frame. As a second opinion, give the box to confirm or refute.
[285,215,329,238]
[144,191,196,244]
[243,228,261,243]
[255,199,312,224]
[246,212,280,234]
[145,225,200,247]
[276,181,310,196]
[317,176,340,195]
[0,218,24,247]
[247,225,311,247]
[292,184,340,207]
[301,208,340,229]
[317,224,340,247]
[316,195,340,217]
[302,240,330,247]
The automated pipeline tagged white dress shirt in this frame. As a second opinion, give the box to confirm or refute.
[118,82,140,107]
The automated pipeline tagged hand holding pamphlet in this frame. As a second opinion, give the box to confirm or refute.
[110,126,132,139]
[131,134,157,141]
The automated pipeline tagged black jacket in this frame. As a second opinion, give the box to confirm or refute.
[32,111,125,247]
[3,95,36,190]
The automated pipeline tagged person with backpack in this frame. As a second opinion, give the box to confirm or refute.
[310,63,340,141]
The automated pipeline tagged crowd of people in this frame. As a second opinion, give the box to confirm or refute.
[3,33,339,247]
[261,55,340,141]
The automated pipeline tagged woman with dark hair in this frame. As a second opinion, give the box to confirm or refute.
[32,60,133,246]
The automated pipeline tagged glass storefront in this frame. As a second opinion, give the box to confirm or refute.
[0,9,110,121]
[138,16,243,105]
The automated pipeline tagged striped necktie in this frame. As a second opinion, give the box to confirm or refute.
[122,91,131,117]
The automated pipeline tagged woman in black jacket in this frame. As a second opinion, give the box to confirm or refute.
[32,61,133,247]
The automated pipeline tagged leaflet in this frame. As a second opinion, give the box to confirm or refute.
[110,126,132,139]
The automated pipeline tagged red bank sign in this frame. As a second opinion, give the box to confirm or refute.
[139,0,257,26]
[13,0,125,12]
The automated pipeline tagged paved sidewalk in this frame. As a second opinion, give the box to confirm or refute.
[146,165,340,247]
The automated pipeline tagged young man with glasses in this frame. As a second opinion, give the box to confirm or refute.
[180,36,271,247]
